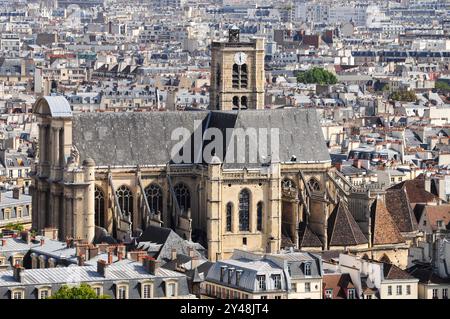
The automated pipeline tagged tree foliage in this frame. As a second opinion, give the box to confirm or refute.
[4,223,24,231]
[296,67,338,85]
[50,284,110,299]
[389,90,417,102]
[435,80,450,92]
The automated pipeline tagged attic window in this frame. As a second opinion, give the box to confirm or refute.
[304,262,311,276]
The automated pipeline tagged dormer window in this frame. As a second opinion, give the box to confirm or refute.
[236,269,243,286]
[257,275,266,291]
[347,288,356,299]
[304,262,311,276]
[220,265,228,282]
[228,268,235,285]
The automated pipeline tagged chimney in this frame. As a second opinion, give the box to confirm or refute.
[65,237,74,249]
[117,244,126,257]
[353,159,361,169]
[1,239,6,247]
[171,248,177,261]
[20,231,30,244]
[97,260,109,277]
[107,251,113,264]
[12,187,20,200]
[40,238,45,246]
[187,247,195,258]
[88,246,99,260]
[13,264,24,282]
[129,250,147,262]
[117,251,123,261]
[76,243,87,257]
[77,254,85,266]
[191,255,200,269]
[97,243,109,253]
[143,257,160,275]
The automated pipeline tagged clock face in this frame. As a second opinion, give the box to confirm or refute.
[234,52,247,66]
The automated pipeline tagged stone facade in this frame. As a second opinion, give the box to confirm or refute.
[210,28,265,110]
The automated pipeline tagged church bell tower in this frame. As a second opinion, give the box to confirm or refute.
[210,26,265,110]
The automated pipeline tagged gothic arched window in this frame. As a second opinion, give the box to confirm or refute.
[145,184,163,214]
[257,201,263,232]
[241,64,248,88]
[239,189,250,231]
[241,96,248,109]
[174,183,191,213]
[232,64,240,88]
[308,178,321,192]
[282,178,297,191]
[95,186,105,228]
[232,96,240,109]
[116,185,133,219]
[226,202,233,232]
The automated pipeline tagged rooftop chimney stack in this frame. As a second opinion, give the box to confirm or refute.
[77,254,85,266]
[13,264,24,283]
[97,260,109,277]
[171,248,177,261]
[12,187,20,200]
[143,257,160,275]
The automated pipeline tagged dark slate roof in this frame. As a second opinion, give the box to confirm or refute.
[298,222,323,248]
[407,264,450,284]
[383,262,416,280]
[327,201,368,247]
[385,188,419,233]
[72,111,210,167]
[137,225,201,263]
[71,109,330,168]
[370,199,404,246]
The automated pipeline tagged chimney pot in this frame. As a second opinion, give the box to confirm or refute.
[171,248,177,261]
[107,251,113,264]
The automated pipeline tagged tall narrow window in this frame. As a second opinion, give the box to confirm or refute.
[257,202,263,231]
[145,184,163,214]
[116,185,133,219]
[241,96,248,109]
[232,64,239,88]
[304,262,311,276]
[95,187,105,228]
[232,96,239,109]
[240,64,248,88]
[174,183,190,214]
[216,64,221,88]
[226,203,232,232]
[239,189,250,231]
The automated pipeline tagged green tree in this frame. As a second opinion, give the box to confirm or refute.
[297,67,338,85]
[435,80,450,92]
[50,284,110,299]
[389,90,417,102]
[4,223,24,232]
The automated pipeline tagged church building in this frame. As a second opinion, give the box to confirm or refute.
[30,28,417,266]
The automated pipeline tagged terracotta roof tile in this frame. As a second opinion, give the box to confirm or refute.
[385,188,419,233]
[328,201,368,247]
[370,199,405,245]
[298,222,323,248]
[323,273,355,299]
